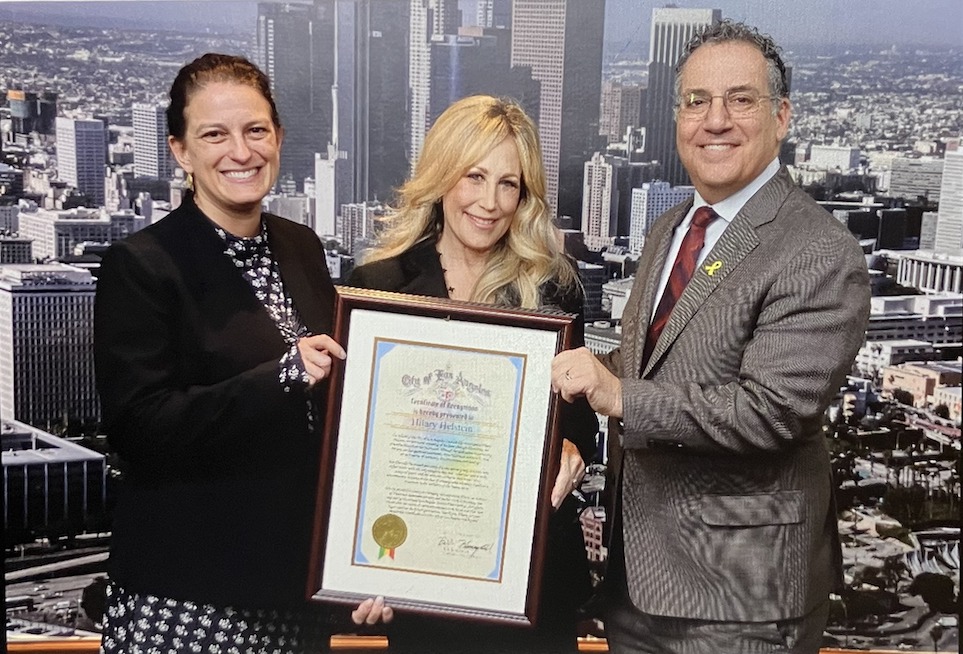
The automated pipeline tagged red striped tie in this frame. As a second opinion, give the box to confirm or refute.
[641,205,719,370]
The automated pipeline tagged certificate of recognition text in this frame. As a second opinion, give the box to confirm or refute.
[353,339,525,581]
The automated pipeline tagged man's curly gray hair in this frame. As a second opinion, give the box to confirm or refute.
[674,20,789,107]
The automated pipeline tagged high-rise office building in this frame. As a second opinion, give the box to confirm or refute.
[0,164,24,197]
[920,211,939,250]
[476,0,511,28]
[409,0,460,170]
[7,90,57,135]
[0,264,98,428]
[581,153,626,251]
[890,157,944,202]
[0,236,32,264]
[600,81,643,144]
[257,2,335,187]
[878,208,908,250]
[315,147,350,238]
[629,181,695,255]
[17,206,145,261]
[55,117,106,206]
[808,145,860,171]
[0,201,18,233]
[8,90,38,135]
[645,7,720,187]
[258,1,409,201]
[511,0,606,221]
[583,153,664,252]
[2,419,108,546]
[358,1,410,202]
[935,150,963,254]
[428,29,539,127]
[132,103,173,179]
[339,201,386,253]
[577,260,608,322]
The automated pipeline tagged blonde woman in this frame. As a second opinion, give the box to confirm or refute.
[348,94,596,653]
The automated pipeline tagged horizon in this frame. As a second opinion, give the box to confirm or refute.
[0,0,960,52]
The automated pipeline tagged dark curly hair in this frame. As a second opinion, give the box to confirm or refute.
[675,20,789,104]
[166,53,281,140]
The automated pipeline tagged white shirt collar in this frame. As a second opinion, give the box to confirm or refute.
[690,158,781,224]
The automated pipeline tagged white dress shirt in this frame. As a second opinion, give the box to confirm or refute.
[651,158,781,319]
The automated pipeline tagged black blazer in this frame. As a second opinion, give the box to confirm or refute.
[94,194,336,608]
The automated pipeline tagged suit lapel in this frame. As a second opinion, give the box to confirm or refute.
[641,169,793,377]
[629,202,689,378]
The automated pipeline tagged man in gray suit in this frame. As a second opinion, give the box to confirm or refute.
[552,21,870,654]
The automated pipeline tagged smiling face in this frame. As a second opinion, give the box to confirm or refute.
[438,137,522,260]
[168,81,282,233]
[676,41,790,204]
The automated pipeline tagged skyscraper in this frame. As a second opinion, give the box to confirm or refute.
[0,264,98,428]
[935,150,963,254]
[890,157,944,202]
[348,0,410,202]
[645,7,720,186]
[600,81,643,144]
[629,181,695,255]
[132,103,173,179]
[582,153,665,252]
[511,0,606,221]
[55,117,106,206]
[257,2,335,187]
[17,206,145,261]
[258,1,409,201]
[315,148,350,238]
[476,0,511,28]
[409,0,460,170]
[582,153,624,251]
[428,29,539,127]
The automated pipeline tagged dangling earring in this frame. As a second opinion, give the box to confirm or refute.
[186,172,194,190]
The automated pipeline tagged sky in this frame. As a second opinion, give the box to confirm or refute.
[603,0,962,51]
[0,0,960,51]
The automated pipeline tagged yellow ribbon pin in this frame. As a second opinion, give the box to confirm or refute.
[704,260,723,276]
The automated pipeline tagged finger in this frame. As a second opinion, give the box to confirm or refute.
[304,353,333,381]
[315,334,346,360]
[351,598,373,625]
[559,387,580,403]
[367,596,385,625]
[381,606,394,624]
[551,467,569,509]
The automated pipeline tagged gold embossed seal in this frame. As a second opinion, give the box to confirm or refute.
[372,513,407,559]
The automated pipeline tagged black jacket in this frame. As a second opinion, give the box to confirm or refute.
[95,194,335,608]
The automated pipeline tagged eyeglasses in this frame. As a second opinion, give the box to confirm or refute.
[676,90,776,120]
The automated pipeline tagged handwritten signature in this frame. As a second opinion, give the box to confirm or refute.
[437,536,494,558]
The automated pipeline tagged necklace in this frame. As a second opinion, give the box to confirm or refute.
[437,249,488,300]
[437,251,456,295]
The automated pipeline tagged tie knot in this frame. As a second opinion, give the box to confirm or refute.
[692,205,718,230]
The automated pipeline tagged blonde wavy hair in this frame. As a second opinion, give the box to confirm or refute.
[361,95,577,309]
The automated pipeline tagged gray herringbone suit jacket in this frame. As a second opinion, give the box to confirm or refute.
[600,168,870,622]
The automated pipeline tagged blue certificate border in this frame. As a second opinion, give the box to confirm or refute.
[352,338,526,582]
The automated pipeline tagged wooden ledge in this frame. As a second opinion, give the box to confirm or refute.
[6,638,954,653]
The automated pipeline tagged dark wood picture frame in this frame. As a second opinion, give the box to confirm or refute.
[306,286,575,627]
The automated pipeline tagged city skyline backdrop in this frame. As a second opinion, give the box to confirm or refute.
[2,0,960,649]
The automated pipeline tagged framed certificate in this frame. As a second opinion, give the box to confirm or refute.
[307,286,575,627]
